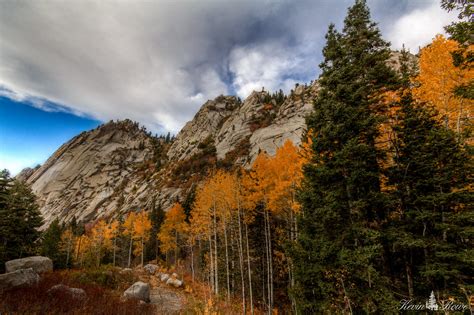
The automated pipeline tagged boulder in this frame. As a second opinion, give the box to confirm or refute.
[0,268,39,290]
[47,284,87,300]
[143,264,159,275]
[5,256,53,274]
[166,273,183,288]
[123,281,150,302]
[160,273,170,282]
[119,268,133,274]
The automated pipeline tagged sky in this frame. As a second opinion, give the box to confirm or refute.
[0,0,458,175]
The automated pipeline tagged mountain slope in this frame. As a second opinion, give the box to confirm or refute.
[20,82,318,227]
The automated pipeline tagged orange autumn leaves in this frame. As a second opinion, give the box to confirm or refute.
[74,211,151,267]
[158,140,306,252]
[376,34,472,190]
[413,35,473,134]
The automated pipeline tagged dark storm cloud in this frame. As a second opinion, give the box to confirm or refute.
[0,0,455,133]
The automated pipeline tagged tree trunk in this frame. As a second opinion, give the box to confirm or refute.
[128,235,133,268]
[223,216,230,302]
[405,252,414,299]
[245,223,254,314]
[113,236,116,267]
[66,238,71,268]
[213,205,219,295]
[191,244,195,282]
[141,236,144,266]
[209,233,215,293]
[237,207,246,314]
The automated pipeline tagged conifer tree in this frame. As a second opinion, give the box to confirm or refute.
[41,219,65,268]
[0,178,43,270]
[291,0,398,312]
[386,51,472,301]
[146,199,165,262]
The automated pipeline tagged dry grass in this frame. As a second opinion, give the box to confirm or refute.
[0,269,155,315]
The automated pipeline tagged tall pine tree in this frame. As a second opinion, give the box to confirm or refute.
[0,173,43,272]
[386,49,473,302]
[291,0,398,312]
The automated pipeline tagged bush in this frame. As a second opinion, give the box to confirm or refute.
[0,270,154,314]
[70,265,138,290]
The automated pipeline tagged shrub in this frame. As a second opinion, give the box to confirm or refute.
[0,270,154,314]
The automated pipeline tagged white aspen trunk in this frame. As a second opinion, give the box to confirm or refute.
[191,244,195,282]
[175,231,178,266]
[76,237,82,262]
[245,223,254,314]
[113,236,116,267]
[223,215,230,302]
[237,207,246,314]
[209,233,215,293]
[141,236,144,266]
[128,235,133,268]
[263,209,270,314]
[66,238,71,268]
[213,204,219,295]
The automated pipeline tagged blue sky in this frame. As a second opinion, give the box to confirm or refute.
[0,97,100,175]
[0,0,458,175]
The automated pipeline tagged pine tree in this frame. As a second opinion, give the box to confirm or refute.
[386,58,472,301]
[0,178,43,271]
[291,0,398,312]
[146,199,165,262]
[0,169,12,271]
[41,219,65,268]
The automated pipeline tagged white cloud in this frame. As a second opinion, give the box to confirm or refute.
[229,42,304,98]
[387,1,458,53]
[0,0,457,136]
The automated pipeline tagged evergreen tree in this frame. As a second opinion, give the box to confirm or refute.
[145,199,165,262]
[182,184,197,222]
[291,1,397,312]
[41,219,66,268]
[0,169,12,271]
[0,176,43,271]
[386,56,472,300]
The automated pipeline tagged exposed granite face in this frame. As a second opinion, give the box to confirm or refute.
[21,120,163,228]
[19,84,317,228]
[169,82,318,167]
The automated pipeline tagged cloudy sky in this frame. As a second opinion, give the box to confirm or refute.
[0,0,457,175]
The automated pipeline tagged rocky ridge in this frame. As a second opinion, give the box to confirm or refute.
[18,81,317,227]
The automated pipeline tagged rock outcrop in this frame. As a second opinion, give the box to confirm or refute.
[123,281,150,302]
[47,284,87,300]
[143,264,159,275]
[5,256,53,274]
[19,83,316,227]
[166,273,183,288]
[0,268,40,290]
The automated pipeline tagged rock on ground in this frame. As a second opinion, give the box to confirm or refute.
[119,268,133,274]
[0,268,39,290]
[166,274,183,288]
[143,264,159,275]
[5,256,53,274]
[47,284,87,300]
[123,281,150,302]
[160,273,170,282]
[150,287,184,314]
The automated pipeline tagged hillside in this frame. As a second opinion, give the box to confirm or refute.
[19,82,317,228]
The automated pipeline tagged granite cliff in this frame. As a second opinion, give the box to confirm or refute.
[19,82,317,227]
